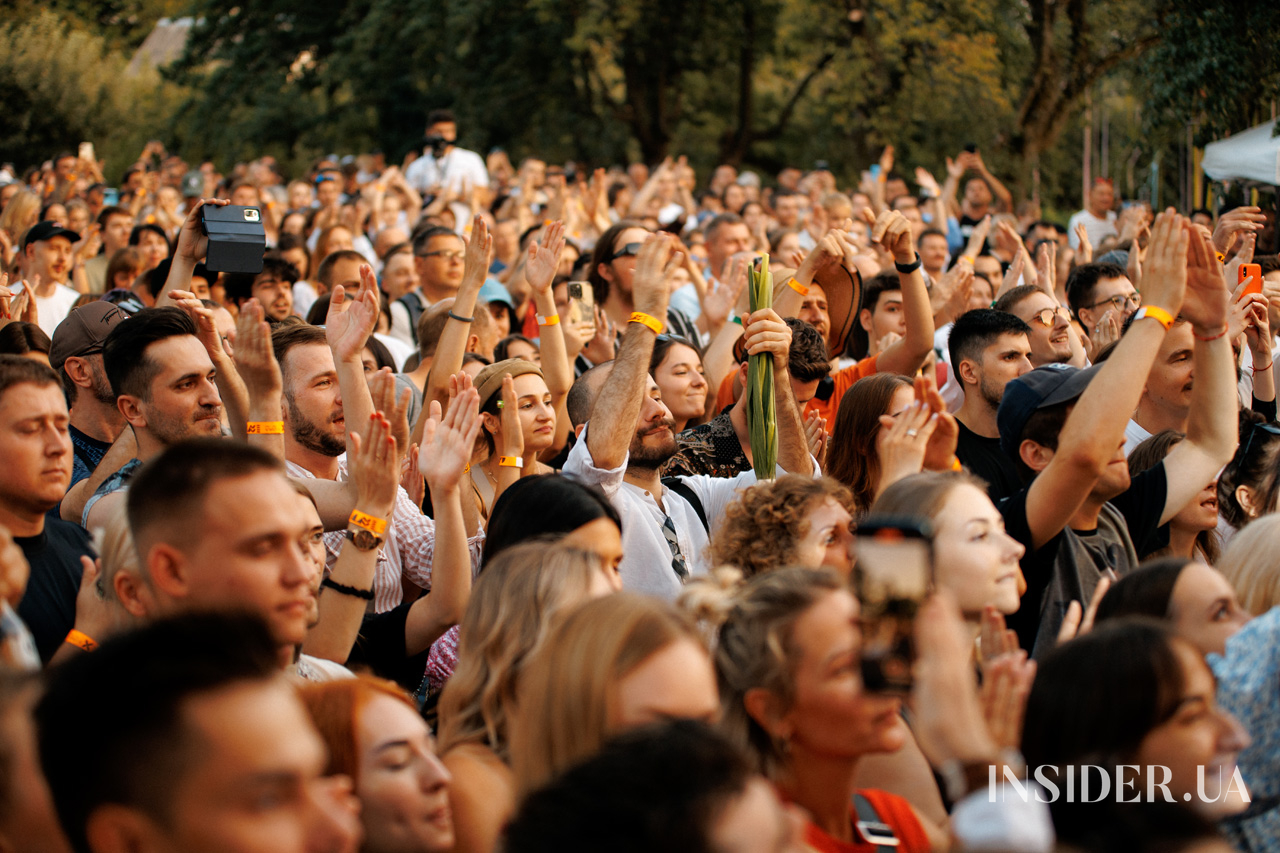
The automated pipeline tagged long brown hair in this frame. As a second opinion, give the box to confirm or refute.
[436,542,608,758]
[825,373,911,514]
[508,593,704,793]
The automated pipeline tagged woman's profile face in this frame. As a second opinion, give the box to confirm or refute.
[560,517,624,590]
[1168,563,1250,657]
[773,590,907,761]
[356,694,455,853]
[1133,641,1250,814]
[610,639,719,731]
[929,484,1024,616]
[791,497,854,579]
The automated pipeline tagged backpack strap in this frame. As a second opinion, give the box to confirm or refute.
[398,293,426,345]
[852,792,900,851]
[661,477,709,534]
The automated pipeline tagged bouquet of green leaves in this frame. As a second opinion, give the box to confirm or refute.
[746,256,776,480]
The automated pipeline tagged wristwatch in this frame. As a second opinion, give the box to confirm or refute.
[345,526,384,552]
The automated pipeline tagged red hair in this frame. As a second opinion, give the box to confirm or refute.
[297,674,417,782]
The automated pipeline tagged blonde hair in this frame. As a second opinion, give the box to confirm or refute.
[436,542,607,758]
[1217,515,1280,615]
[0,190,41,246]
[94,501,139,607]
[509,593,703,793]
[694,567,844,777]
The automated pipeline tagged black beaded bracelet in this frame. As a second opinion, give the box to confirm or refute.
[894,253,922,274]
[321,577,375,601]
[447,310,475,323]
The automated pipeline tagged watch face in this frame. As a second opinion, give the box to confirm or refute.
[348,528,382,551]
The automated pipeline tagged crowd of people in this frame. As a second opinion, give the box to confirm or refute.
[2,107,1280,852]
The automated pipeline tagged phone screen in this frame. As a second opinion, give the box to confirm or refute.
[853,522,932,694]
[566,280,594,324]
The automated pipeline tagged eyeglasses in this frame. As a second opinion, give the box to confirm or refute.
[1085,292,1141,312]
[1240,421,1280,461]
[609,242,643,261]
[1027,306,1070,328]
[421,250,465,261]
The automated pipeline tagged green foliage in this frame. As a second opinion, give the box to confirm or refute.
[0,11,184,180]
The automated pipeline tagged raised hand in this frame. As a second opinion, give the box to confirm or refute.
[631,234,682,318]
[462,214,493,291]
[1073,223,1093,263]
[980,650,1036,751]
[915,373,959,471]
[174,198,231,263]
[325,267,380,362]
[804,410,828,467]
[349,412,400,518]
[1183,220,1230,335]
[914,167,941,198]
[232,298,283,399]
[525,220,566,294]
[863,208,916,264]
[1213,206,1266,254]
[742,308,793,371]
[368,368,411,458]
[877,401,937,490]
[962,215,992,260]
[1138,210,1189,319]
[170,289,227,359]
[1056,574,1112,644]
[0,272,11,320]
[496,374,524,457]
[1035,239,1057,297]
[701,267,747,330]
[419,384,483,493]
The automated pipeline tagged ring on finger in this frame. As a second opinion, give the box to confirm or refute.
[906,429,918,437]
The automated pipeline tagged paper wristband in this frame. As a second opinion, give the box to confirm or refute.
[787,278,810,296]
[498,456,525,468]
[246,421,284,435]
[628,312,664,334]
[537,313,560,326]
[65,629,97,652]
[348,510,388,536]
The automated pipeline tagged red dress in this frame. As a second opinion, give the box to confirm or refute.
[799,789,931,853]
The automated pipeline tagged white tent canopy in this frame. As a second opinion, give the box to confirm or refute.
[1202,120,1280,186]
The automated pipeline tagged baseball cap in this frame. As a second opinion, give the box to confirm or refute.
[21,220,80,251]
[478,280,514,309]
[49,302,129,372]
[997,363,1101,460]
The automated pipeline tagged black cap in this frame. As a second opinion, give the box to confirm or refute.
[21,220,81,251]
[997,363,1101,460]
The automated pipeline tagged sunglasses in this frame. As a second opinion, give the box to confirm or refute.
[609,242,643,261]
[1027,306,1070,328]
[1241,421,1280,461]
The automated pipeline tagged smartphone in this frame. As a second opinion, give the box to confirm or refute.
[102,188,119,207]
[78,141,95,163]
[567,280,594,324]
[1239,263,1264,300]
[853,519,933,694]
[963,143,978,154]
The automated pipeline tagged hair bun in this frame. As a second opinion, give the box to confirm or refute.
[678,566,745,647]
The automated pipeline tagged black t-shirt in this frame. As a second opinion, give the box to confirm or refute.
[955,420,1023,503]
[16,520,94,664]
[346,604,432,694]
[1000,463,1168,656]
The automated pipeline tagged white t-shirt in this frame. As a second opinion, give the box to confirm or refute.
[16,280,80,338]
[1067,209,1118,251]
[404,147,490,195]
[1123,418,1153,456]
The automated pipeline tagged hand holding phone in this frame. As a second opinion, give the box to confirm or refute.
[853,519,933,694]
[1239,263,1263,300]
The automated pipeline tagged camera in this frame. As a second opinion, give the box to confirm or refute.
[425,134,450,158]
[200,205,266,274]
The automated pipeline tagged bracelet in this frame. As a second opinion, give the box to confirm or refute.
[1193,325,1229,342]
[628,312,664,334]
[960,254,976,265]
[786,277,810,296]
[65,629,97,652]
[1132,305,1175,331]
[1215,252,1226,264]
[348,510,388,536]
[949,457,963,472]
[1251,361,1273,372]
[321,577,374,601]
[537,313,560,326]
[246,421,284,435]
[894,253,922,274]
[447,310,475,323]
[498,456,524,468]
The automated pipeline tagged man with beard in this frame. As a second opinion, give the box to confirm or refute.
[948,309,1033,502]
[224,254,299,324]
[78,308,224,527]
[272,309,479,614]
[48,303,129,491]
[564,234,814,600]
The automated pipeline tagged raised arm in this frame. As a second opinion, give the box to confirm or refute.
[1160,226,1238,524]
[404,386,484,653]
[230,298,285,457]
[523,221,573,455]
[1022,211,1188,550]
[742,308,813,476]
[325,269,381,458]
[971,151,1013,213]
[156,198,229,307]
[169,289,251,439]
[585,235,682,469]
[868,210,935,376]
[416,215,491,447]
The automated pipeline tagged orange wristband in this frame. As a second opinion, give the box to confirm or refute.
[950,457,963,472]
[498,456,524,469]
[629,312,664,334]
[65,629,97,652]
[1133,306,1174,331]
[537,313,560,326]
[348,510,388,536]
[787,278,810,296]
[246,421,284,435]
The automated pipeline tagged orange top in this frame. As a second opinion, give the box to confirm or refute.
[800,789,930,853]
